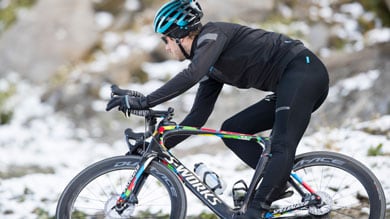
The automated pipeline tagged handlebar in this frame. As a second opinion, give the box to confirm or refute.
[127,107,175,120]
[148,107,174,119]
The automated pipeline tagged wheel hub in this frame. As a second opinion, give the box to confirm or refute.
[104,195,135,218]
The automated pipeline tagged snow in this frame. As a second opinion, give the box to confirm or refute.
[0,65,389,218]
[366,28,390,45]
[354,115,390,134]
[0,0,10,9]
[142,60,190,80]
[309,1,389,52]
[125,0,141,11]
[340,3,364,19]
[95,12,114,30]
[327,69,381,102]
[1,1,389,217]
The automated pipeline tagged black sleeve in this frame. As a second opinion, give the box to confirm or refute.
[164,77,223,148]
[181,76,223,127]
[145,26,228,107]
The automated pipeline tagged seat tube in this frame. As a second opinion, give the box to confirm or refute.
[240,152,271,212]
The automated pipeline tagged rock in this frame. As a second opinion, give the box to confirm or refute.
[385,0,390,13]
[201,0,274,22]
[308,23,330,53]
[323,43,389,85]
[309,43,390,131]
[0,0,98,83]
[0,165,55,179]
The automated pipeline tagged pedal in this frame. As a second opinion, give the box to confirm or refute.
[232,180,248,207]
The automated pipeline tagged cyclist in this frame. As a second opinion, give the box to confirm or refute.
[106,0,329,218]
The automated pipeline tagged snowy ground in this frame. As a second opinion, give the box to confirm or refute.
[0,1,389,217]
[0,72,389,218]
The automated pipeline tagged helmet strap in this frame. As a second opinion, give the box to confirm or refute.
[174,38,190,59]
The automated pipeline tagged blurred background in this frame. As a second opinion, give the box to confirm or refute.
[0,0,389,218]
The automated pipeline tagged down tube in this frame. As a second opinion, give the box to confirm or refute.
[162,155,234,218]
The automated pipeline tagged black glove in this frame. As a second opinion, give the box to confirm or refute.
[106,95,149,117]
[110,84,145,98]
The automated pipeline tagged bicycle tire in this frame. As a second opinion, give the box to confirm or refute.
[279,151,386,219]
[56,155,187,219]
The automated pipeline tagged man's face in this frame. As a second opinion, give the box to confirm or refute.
[161,36,189,61]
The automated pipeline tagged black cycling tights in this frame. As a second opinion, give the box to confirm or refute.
[221,49,329,203]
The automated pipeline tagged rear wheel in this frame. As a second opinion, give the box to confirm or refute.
[56,155,187,218]
[273,151,386,219]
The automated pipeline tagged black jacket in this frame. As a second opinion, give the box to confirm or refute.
[146,22,305,128]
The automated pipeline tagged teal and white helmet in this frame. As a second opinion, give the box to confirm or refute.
[153,0,203,38]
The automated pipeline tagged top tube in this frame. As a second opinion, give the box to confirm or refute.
[158,125,269,149]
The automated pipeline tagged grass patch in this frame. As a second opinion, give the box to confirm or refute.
[0,81,16,125]
[0,0,37,33]
[367,143,384,156]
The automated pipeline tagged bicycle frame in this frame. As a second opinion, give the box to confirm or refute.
[161,125,272,218]
[116,124,321,218]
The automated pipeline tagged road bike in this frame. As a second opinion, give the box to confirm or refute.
[56,106,386,219]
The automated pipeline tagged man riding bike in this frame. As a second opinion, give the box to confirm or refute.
[106,0,329,218]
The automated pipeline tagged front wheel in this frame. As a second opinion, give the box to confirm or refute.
[56,155,187,219]
[277,151,386,219]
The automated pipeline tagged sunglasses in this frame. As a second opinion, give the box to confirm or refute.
[161,36,169,44]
